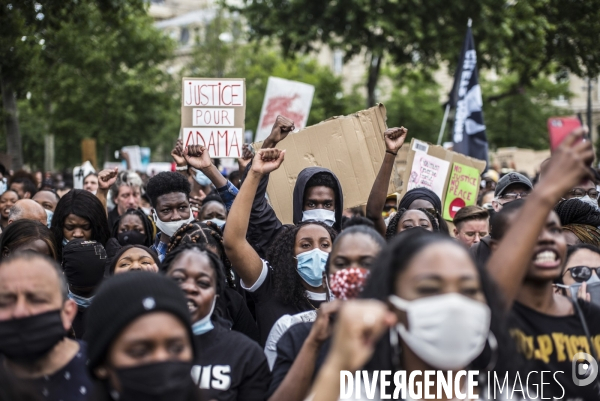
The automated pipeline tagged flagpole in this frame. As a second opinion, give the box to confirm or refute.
[436,103,451,145]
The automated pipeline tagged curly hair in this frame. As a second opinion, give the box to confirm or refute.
[554,198,600,227]
[161,242,227,320]
[111,208,156,247]
[51,189,110,257]
[166,220,234,288]
[305,172,337,192]
[146,172,191,208]
[265,221,337,307]
[385,208,439,240]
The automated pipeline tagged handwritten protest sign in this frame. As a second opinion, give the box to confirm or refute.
[406,152,450,200]
[443,163,480,220]
[181,78,246,158]
[255,77,315,142]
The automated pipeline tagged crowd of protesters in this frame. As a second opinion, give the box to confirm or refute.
[0,115,600,401]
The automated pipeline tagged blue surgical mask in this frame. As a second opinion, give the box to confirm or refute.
[203,218,226,229]
[302,209,335,227]
[68,289,94,308]
[295,248,329,287]
[45,209,53,228]
[192,297,216,335]
[62,238,69,247]
[193,169,212,187]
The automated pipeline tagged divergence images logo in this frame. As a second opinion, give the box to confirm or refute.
[572,352,598,387]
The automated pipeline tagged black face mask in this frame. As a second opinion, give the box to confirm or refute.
[0,309,66,363]
[117,231,147,246]
[115,361,195,401]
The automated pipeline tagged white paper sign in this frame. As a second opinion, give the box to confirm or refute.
[406,153,451,200]
[255,77,315,142]
[73,161,96,190]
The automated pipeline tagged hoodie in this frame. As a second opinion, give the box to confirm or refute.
[244,164,343,258]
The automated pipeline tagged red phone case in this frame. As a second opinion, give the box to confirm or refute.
[548,117,582,151]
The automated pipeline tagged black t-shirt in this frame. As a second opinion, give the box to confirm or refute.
[15,340,93,401]
[244,262,325,346]
[107,207,120,231]
[192,324,271,401]
[268,322,331,399]
[509,301,600,401]
[222,286,259,343]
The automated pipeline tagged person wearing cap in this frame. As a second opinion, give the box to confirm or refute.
[62,239,108,339]
[0,252,93,401]
[491,172,533,212]
[85,271,202,401]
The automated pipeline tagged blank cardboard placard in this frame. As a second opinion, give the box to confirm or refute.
[401,138,486,221]
[255,104,398,225]
[181,78,246,158]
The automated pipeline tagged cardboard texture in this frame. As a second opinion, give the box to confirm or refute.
[254,104,396,225]
[401,138,487,221]
[490,147,550,178]
[181,78,246,158]
[443,163,480,220]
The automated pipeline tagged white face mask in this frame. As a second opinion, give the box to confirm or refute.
[578,195,600,211]
[389,293,491,370]
[152,209,195,237]
[302,209,335,227]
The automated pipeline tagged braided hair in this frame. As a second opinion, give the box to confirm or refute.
[554,198,600,227]
[265,221,337,307]
[166,219,234,288]
[111,208,156,247]
[385,208,439,240]
[161,242,227,320]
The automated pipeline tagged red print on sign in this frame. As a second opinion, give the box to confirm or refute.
[260,95,306,129]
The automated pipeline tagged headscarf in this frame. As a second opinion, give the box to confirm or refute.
[563,224,600,247]
[399,187,442,212]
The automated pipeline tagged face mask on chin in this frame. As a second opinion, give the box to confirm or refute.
[302,209,335,227]
[0,309,66,363]
[152,209,194,237]
[388,293,491,370]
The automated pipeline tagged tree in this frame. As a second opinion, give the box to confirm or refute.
[0,0,179,170]
[236,0,600,109]
[187,12,365,138]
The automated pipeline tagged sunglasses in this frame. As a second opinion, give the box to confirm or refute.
[563,266,600,282]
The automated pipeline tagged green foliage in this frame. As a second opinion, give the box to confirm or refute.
[482,74,571,150]
[187,13,365,138]
[0,0,179,169]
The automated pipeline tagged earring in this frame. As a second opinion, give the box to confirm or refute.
[484,331,499,372]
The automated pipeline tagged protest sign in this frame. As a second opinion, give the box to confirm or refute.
[73,161,96,190]
[401,138,486,221]
[406,151,450,200]
[443,163,480,220]
[254,104,398,224]
[255,77,315,142]
[181,78,246,158]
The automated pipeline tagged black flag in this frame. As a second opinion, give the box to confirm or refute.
[449,24,488,165]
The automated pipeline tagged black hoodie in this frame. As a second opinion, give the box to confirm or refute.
[244,164,343,258]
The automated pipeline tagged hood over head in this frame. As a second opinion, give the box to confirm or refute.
[293,167,343,232]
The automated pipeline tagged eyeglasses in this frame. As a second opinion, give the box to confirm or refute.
[566,188,599,200]
[563,266,600,283]
[500,192,529,201]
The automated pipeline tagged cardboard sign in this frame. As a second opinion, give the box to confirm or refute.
[254,104,398,224]
[490,147,550,178]
[406,152,450,200]
[255,77,315,142]
[401,138,486,221]
[181,78,246,158]
[443,163,480,220]
[73,161,96,190]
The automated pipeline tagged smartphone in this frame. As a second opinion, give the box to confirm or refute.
[548,116,582,151]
